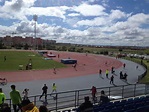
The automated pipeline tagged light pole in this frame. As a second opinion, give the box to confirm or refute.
[33,15,38,50]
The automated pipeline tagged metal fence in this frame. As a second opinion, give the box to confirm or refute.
[5,83,149,111]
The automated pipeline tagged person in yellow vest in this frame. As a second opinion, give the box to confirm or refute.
[51,83,57,94]
[0,88,6,109]
[106,69,109,78]
[51,83,57,100]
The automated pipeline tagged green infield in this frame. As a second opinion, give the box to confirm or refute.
[0,51,66,71]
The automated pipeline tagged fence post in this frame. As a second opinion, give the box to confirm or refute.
[145,83,149,95]
[122,85,124,99]
[34,96,36,105]
[56,93,58,111]
[134,84,136,97]
[77,90,79,107]
[75,91,77,108]
[9,99,11,110]
[109,87,111,99]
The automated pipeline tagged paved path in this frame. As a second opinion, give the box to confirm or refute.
[0,51,146,99]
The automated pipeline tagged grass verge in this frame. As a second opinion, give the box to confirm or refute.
[0,51,66,71]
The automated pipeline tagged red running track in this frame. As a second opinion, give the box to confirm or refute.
[0,51,123,83]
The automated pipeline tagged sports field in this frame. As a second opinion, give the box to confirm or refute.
[0,50,66,71]
[0,50,123,82]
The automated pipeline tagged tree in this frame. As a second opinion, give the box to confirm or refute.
[68,46,76,52]
[24,43,29,50]
[0,40,3,49]
[61,46,67,51]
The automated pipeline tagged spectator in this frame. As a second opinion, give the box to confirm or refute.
[90,86,97,103]
[0,88,6,110]
[22,88,29,100]
[39,84,48,100]
[0,88,6,104]
[1,103,11,112]
[99,90,110,105]
[78,96,93,112]
[10,85,22,112]
[21,99,39,112]
[39,105,48,112]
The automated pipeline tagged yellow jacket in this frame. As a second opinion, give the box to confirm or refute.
[21,102,39,112]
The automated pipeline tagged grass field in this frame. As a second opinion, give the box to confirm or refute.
[139,59,149,83]
[0,51,66,71]
[124,57,149,83]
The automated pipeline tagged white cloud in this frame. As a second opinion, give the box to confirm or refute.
[76,17,108,26]
[0,0,149,46]
[109,10,128,20]
[0,0,35,20]
[73,3,106,16]
[128,13,149,26]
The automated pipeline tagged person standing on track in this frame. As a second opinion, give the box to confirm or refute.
[99,69,103,79]
[105,69,109,78]
[110,75,114,84]
[123,63,126,68]
[39,84,48,101]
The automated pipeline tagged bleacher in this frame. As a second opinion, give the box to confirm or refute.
[57,96,149,112]
[93,96,149,112]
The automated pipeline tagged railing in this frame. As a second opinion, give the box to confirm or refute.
[5,83,149,111]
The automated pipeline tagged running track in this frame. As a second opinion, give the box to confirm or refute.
[0,51,123,83]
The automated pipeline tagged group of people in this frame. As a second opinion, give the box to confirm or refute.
[39,83,57,101]
[98,62,128,85]
[0,83,57,112]
[99,68,115,84]
[78,89,110,112]
[120,71,128,81]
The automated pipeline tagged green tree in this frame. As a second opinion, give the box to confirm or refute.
[0,40,3,49]
[61,46,67,51]
[68,46,76,52]
[24,43,29,50]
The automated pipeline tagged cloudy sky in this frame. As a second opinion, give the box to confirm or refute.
[0,0,149,46]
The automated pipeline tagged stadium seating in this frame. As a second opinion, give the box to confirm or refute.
[90,95,149,112]
[70,95,149,112]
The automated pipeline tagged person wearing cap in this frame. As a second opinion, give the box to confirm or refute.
[21,99,39,112]
[10,85,22,112]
